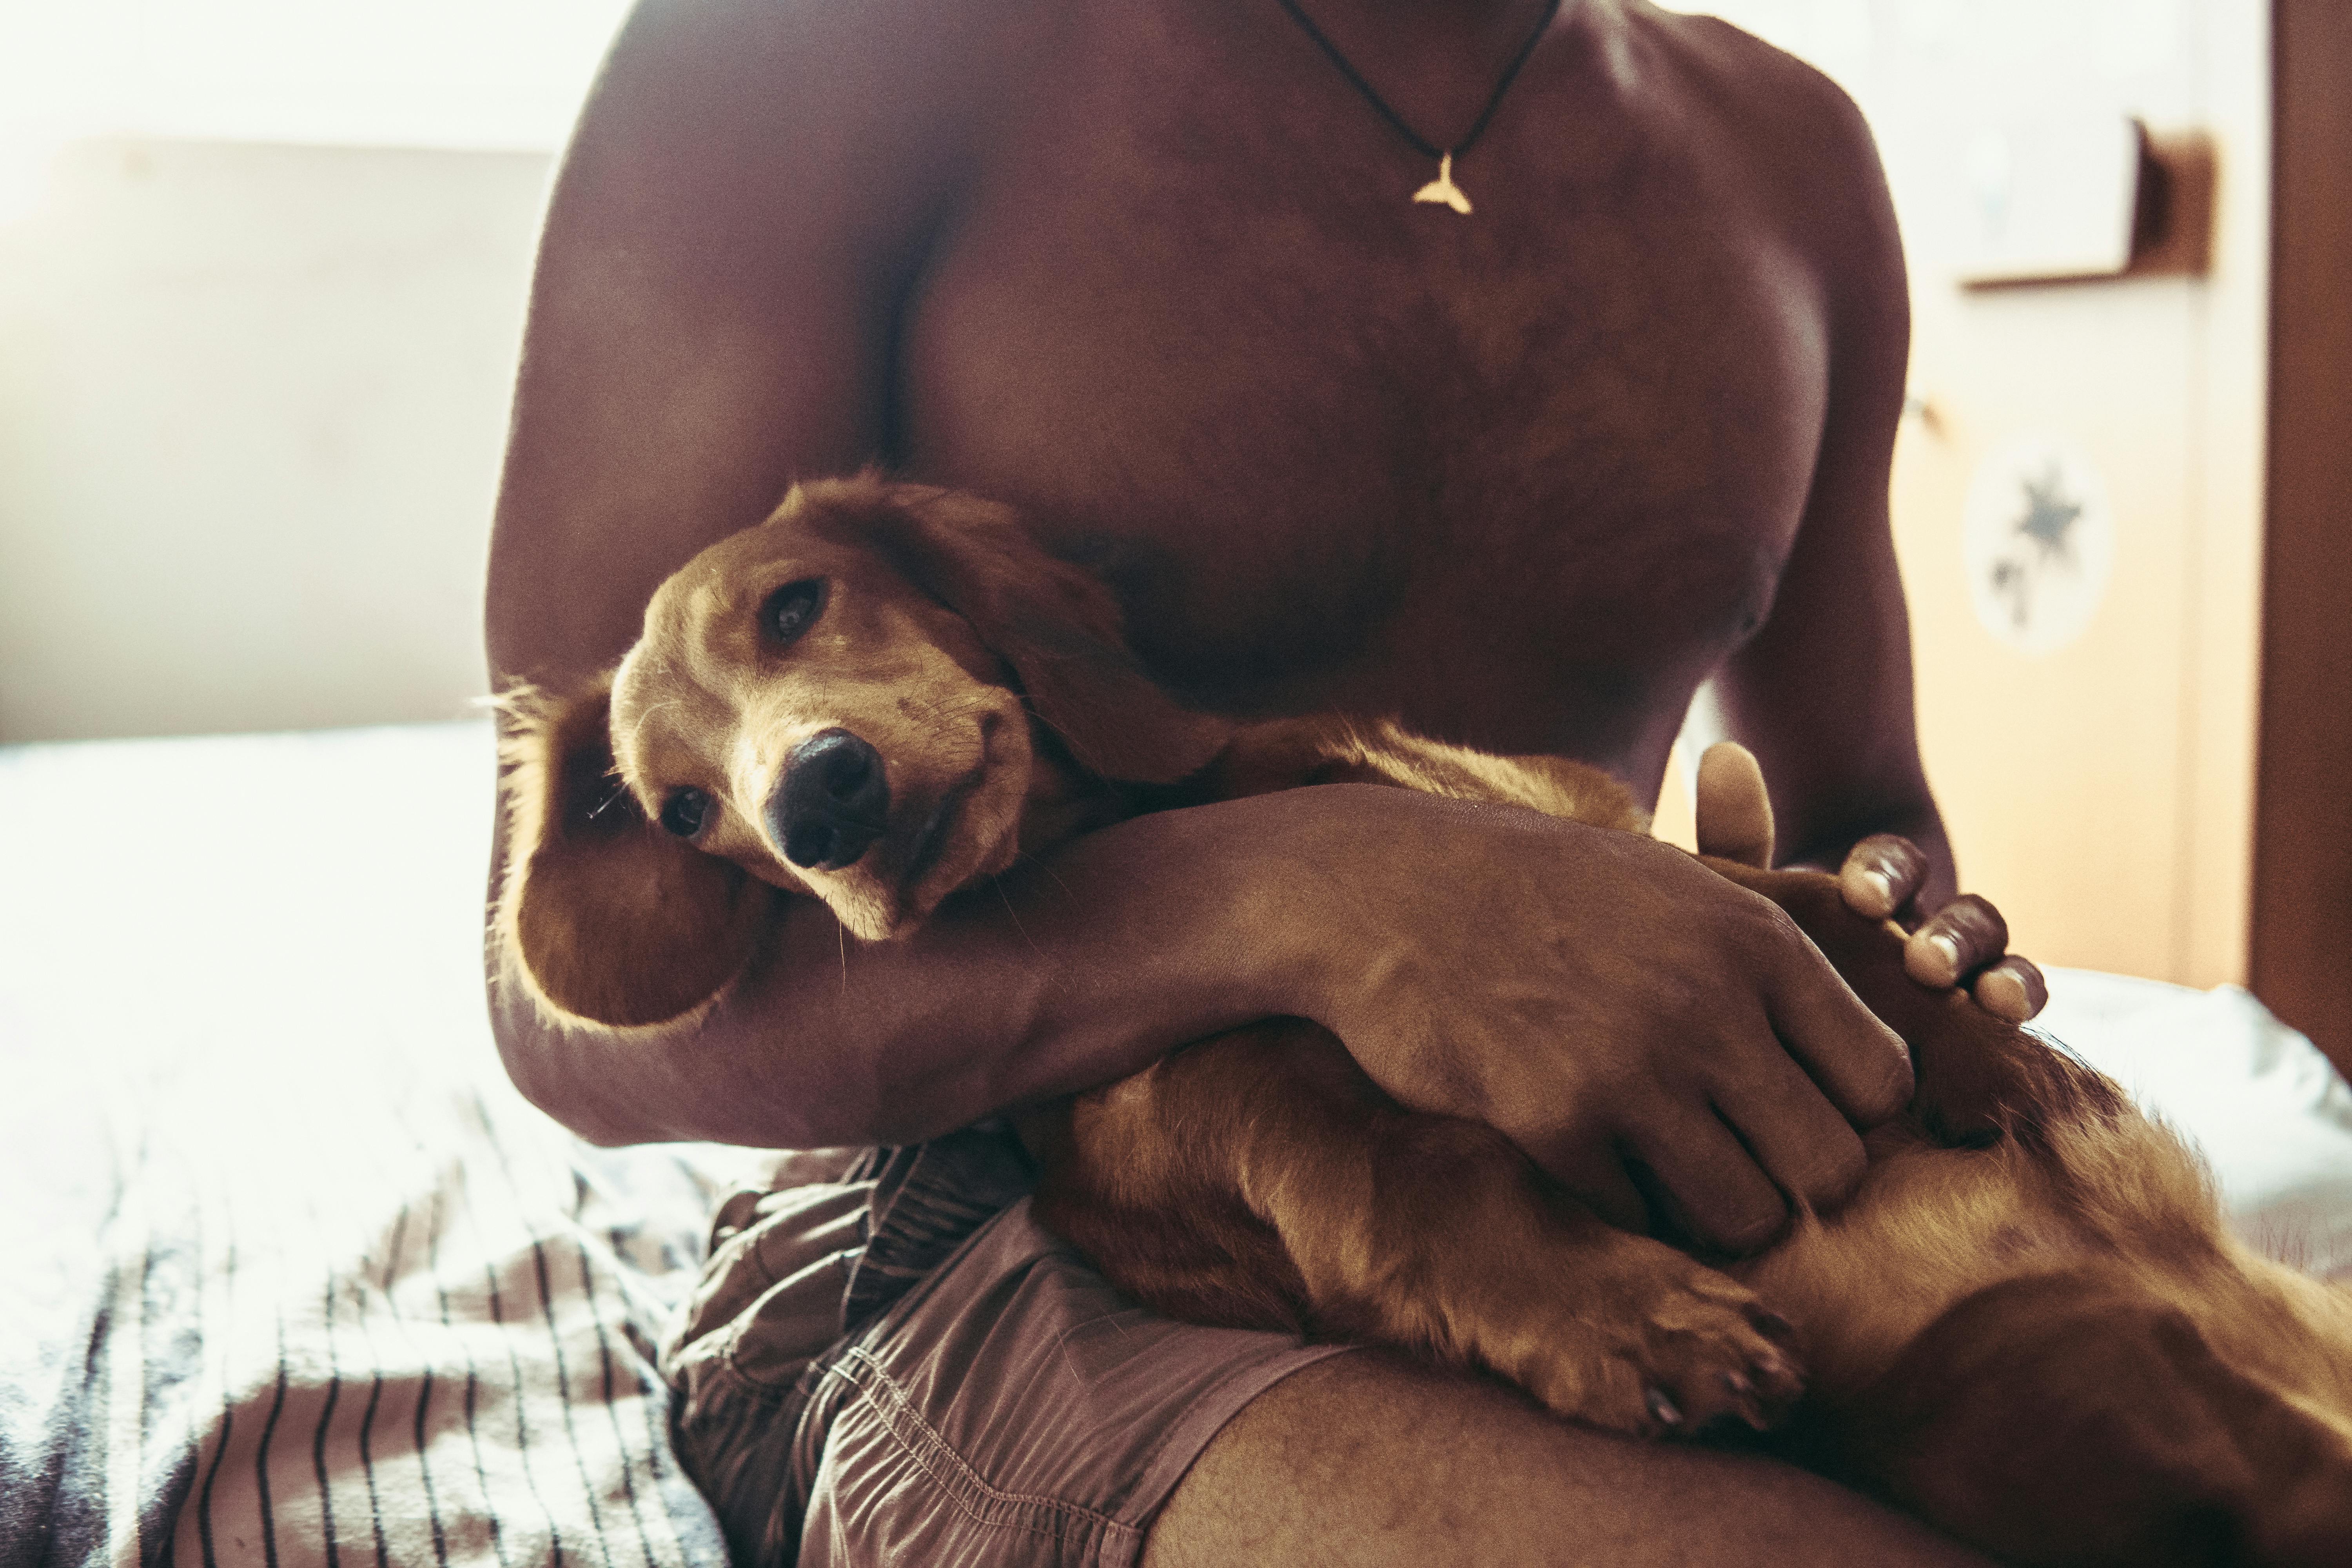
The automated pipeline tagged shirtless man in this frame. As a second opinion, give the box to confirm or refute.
[486,0,2037,1561]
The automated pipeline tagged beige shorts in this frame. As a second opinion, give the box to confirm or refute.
[661,1130,1352,1567]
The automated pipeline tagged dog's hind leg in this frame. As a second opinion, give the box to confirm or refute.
[1825,1267,2352,1568]
[1730,1060,2352,1566]
[1037,1019,1806,1438]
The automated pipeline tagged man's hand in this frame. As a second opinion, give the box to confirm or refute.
[1837,835,2046,1024]
[1693,741,2045,1026]
[1285,786,1915,1259]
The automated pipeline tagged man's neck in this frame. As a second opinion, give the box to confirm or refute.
[1266,0,1573,151]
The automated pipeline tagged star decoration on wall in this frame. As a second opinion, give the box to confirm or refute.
[1985,465,2091,632]
[1963,437,2114,656]
[2014,464,2086,563]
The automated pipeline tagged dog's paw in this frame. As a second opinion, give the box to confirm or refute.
[1514,1249,1806,1439]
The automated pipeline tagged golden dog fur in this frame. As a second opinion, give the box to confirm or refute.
[498,476,2352,1567]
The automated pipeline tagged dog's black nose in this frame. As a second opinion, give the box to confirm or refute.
[769,729,890,871]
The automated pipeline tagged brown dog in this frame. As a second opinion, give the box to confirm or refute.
[499,475,2352,1567]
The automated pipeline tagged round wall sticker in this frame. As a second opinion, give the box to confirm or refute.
[1962,433,2115,656]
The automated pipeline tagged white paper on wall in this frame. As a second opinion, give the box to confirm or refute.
[1955,110,2143,285]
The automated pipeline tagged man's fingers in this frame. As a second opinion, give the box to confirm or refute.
[1903,893,2011,989]
[1839,837,2038,1011]
[1694,742,1775,869]
[1535,1140,1653,1236]
[1763,939,1914,1128]
[1713,1050,1870,1217]
[1628,1109,1790,1257]
[1839,833,1927,922]
[1971,954,2049,1023]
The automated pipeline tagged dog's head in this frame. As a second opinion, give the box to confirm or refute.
[497,475,1230,1030]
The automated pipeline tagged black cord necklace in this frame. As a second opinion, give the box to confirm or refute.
[1272,0,1564,214]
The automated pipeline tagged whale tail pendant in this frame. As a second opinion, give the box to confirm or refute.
[1412,151,1474,215]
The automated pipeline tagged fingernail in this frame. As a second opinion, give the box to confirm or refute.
[1904,931,1962,988]
[1926,935,1961,987]
[1977,970,2027,1021]
[1647,1388,1684,1428]
[1844,866,1896,918]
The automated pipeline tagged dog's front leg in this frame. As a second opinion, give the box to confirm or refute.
[1039,1019,1806,1438]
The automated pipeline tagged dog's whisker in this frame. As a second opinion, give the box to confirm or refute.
[585,776,630,820]
[1011,850,1078,906]
[994,878,1044,961]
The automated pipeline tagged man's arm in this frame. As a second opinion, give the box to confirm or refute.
[486,0,976,695]
[1708,72,1938,880]
[485,0,993,1136]
[1706,61,2040,1018]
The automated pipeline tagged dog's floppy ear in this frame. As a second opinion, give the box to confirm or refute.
[495,679,770,1029]
[802,478,1231,784]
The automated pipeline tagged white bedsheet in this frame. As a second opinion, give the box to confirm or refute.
[2036,970,2352,1278]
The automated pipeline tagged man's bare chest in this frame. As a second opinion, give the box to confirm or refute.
[892,2,1832,744]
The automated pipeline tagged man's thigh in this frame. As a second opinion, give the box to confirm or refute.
[1147,1350,1996,1568]
[699,1192,1351,1568]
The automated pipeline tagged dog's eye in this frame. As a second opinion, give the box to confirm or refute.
[762,579,828,646]
[658,788,711,838]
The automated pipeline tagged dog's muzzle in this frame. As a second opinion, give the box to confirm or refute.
[769,728,890,870]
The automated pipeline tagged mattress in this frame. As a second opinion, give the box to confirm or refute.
[5,719,2349,1564]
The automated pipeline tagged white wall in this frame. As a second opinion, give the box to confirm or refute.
[0,0,631,160]
[0,138,551,740]
[0,0,630,742]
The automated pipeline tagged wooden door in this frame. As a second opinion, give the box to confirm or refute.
[2253,0,2352,1075]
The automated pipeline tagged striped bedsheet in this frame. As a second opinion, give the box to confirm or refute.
[1,720,763,1568]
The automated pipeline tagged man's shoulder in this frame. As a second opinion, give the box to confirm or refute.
[1626,5,1883,184]
[603,0,1059,129]
[1617,7,1904,320]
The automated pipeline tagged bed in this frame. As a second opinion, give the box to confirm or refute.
[5,719,2350,1565]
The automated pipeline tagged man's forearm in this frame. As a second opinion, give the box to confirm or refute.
[486,791,1333,1148]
